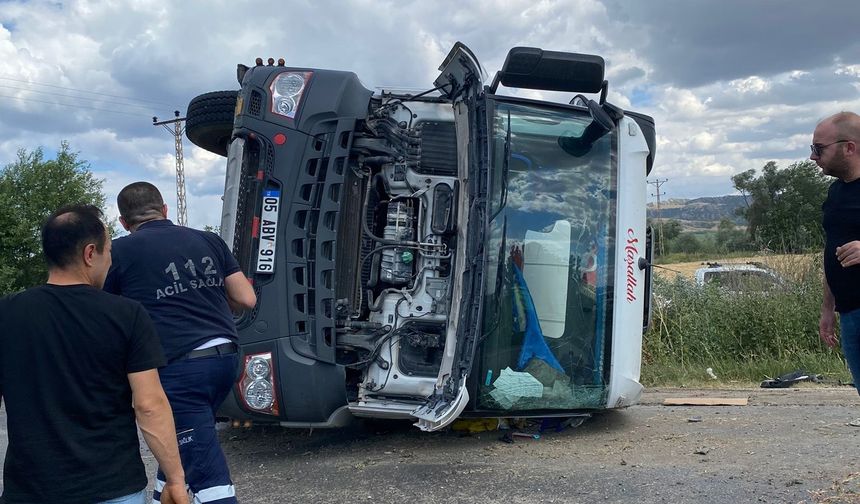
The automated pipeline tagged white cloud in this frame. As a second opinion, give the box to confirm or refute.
[836,64,860,78]
[730,76,771,94]
[0,0,858,212]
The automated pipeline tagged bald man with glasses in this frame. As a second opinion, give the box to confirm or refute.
[813,111,860,394]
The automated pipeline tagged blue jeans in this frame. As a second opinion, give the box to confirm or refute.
[153,352,239,504]
[99,489,147,504]
[840,308,860,396]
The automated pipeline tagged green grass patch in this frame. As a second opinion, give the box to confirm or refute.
[642,256,853,387]
[642,354,850,388]
[656,250,757,264]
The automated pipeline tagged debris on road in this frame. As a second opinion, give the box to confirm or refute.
[760,369,822,388]
[450,418,500,433]
[663,397,748,406]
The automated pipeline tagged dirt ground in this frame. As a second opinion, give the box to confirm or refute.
[4,387,860,503]
[199,388,860,503]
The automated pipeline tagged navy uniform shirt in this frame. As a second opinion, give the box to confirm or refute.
[104,219,242,362]
[822,178,860,313]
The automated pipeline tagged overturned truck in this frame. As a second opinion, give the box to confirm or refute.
[185,43,656,431]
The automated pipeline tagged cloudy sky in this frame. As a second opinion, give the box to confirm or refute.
[1,0,858,228]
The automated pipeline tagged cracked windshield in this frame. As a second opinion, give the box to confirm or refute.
[478,100,616,411]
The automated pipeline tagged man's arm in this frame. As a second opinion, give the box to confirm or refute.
[128,370,189,504]
[820,273,838,348]
[225,271,257,310]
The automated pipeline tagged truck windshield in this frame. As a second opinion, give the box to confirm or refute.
[476,99,616,411]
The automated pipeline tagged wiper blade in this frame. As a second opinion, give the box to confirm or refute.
[499,109,511,213]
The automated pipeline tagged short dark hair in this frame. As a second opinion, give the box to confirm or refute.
[42,204,107,269]
[117,182,164,226]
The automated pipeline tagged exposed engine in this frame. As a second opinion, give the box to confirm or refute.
[334,95,458,403]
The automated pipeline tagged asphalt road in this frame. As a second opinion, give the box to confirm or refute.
[3,388,860,503]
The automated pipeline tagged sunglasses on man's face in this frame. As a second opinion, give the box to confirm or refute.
[811,140,851,157]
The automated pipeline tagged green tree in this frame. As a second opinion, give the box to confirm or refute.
[0,142,107,294]
[714,218,751,253]
[732,160,829,253]
[671,233,701,254]
[649,218,682,256]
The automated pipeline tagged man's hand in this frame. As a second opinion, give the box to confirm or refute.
[836,241,860,267]
[159,482,190,504]
[819,309,838,348]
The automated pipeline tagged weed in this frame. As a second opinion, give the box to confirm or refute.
[643,254,851,386]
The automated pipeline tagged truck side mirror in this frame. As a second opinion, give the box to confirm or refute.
[558,99,614,157]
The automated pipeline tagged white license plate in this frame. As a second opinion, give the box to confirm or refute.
[255,190,280,274]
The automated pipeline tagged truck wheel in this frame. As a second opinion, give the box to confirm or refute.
[185,90,238,157]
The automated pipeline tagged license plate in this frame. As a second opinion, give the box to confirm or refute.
[256,190,280,274]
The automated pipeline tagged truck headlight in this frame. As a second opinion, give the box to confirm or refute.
[274,73,305,96]
[244,379,274,410]
[270,71,312,119]
[274,96,296,116]
[246,356,271,379]
[238,352,280,416]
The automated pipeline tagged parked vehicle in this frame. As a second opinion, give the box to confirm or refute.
[185,43,656,431]
[694,262,785,293]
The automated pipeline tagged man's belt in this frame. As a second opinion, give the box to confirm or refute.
[185,342,238,360]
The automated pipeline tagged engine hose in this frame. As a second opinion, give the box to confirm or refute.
[368,287,406,312]
[359,244,424,280]
[381,117,420,141]
[362,155,394,166]
[378,121,420,147]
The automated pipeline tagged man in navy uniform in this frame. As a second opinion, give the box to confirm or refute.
[105,182,256,504]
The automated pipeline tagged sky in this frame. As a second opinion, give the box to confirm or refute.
[1,0,858,228]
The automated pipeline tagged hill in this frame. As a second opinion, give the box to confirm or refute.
[648,195,747,231]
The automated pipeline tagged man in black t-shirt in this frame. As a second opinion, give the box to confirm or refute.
[814,112,860,393]
[105,183,256,504]
[0,205,189,504]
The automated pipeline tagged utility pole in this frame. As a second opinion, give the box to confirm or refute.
[153,111,188,227]
[647,178,668,256]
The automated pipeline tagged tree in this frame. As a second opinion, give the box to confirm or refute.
[714,218,751,253]
[0,142,107,294]
[649,218,682,256]
[671,232,701,254]
[732,160,829,253]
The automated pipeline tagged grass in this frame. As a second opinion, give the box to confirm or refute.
[642,253,853,388]
[656,250,767,265]
[643,354,850,388]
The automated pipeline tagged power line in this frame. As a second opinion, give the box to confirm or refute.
[0,83,160,111]
[0,75,174,106]
[0,92,151,117]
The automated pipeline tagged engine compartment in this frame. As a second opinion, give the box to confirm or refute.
[334,96,459,405]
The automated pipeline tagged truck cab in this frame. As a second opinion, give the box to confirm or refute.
[186,43,656,430]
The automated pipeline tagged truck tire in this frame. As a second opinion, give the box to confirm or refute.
[185,90,238,157]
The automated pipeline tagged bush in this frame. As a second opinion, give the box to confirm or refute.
[643,254,849,386]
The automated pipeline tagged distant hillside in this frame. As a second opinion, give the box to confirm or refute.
[648,195,747,231]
